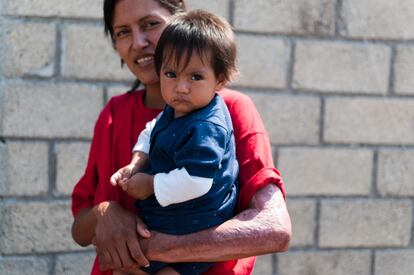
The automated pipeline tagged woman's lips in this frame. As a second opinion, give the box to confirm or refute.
[135,56,153,67]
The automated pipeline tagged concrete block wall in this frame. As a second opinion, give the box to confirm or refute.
[0,1,413,274]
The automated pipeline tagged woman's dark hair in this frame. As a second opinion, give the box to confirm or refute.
[154,10,238,83]
[103,0,186,92]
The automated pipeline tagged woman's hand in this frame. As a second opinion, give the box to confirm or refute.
[112,269,148,275]
[92,201,151,271]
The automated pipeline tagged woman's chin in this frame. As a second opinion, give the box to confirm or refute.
[134,70,159,85]
[143,78,161,86]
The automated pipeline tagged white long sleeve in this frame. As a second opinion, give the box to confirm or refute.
[154,168,213,207]
[132,113,161,154]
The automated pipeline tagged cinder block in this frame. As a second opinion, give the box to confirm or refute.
[277,250,371,275]
[0,201,80,254]
[0,256,50,275]
[251,254,273,275]
[55,142,91,196]
[394,46,414,95]
[375,250,414,275]
[340,0,414,39]
[377,149,414,197]
[235,35,289,89]
[319,199,412,247]
[286,199,316,247]
[234,0,334,35]
[324,98,414,145]
[62,25,134,81]
[55,252,95,275]
[0,81,103,138]
[0,22,55,77]
[293,41,390,94]
[280,148,372,196]
[186,0,230,20]
[246,93,320,145]
[0,141,48,196]
[3,0,102,19]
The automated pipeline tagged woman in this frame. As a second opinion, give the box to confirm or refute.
[71,0,291,274]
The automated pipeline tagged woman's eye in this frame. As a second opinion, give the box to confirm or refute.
[191,74,203,81]
[165,71,176,78]
[115,30,129,38]
[144,21,160,29]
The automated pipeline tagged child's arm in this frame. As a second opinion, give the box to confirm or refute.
[111,115,159,187]
[117,167,213,203]
[153,168,213,206]
[119,122,226,204]
[110,151,149,187]
[117,171,154,200]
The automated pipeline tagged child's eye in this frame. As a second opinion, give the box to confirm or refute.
[164,71,176,78]
[191,74,203,81]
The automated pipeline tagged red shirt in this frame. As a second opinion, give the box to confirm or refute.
[72,88,285,275]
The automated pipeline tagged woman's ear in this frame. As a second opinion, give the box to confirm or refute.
[215,75,227,91]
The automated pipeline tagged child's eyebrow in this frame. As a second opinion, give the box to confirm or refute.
[188,68,209,74]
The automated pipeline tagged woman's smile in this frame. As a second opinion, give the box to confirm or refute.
[135,55,155,68]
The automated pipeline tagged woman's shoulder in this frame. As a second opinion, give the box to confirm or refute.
[108,88,144,107]
[217,87,248,100]
[94,89,145,126]
[217,87,255,111]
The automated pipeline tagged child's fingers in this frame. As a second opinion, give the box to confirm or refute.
[118,180,129,192]
[110,173,119,186]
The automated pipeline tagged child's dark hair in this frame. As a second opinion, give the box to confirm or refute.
[154,9,238,82]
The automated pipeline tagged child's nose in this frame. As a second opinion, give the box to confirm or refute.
[175,80,190,94]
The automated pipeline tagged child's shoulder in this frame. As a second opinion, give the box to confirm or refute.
[184,97,232,134]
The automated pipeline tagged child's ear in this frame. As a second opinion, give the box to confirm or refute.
[215,75,227,91]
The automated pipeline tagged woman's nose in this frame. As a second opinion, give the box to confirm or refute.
[131,29,149,50]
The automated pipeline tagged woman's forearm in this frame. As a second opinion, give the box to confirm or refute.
[142,184,291,262]
[71,201,117,247]
[72,207,97,246]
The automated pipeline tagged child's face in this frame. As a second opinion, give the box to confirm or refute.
[160,51,224,118]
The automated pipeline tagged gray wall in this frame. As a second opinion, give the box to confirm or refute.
[1,0,414,274]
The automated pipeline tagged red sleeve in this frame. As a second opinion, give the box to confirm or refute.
[71,101,112,217]
[220,89,286,211]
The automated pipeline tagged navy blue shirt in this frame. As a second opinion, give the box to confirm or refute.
[138,95,238,235]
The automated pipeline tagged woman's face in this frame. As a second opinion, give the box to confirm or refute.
[112,0,172,85]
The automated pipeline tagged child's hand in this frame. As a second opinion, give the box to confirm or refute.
[120,173,154,200]
[110,164,135,187]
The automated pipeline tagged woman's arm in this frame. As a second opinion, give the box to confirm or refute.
[141,184,291,262]
[72,201,151,269]
[71,100,151,270]
[98,184,290,271]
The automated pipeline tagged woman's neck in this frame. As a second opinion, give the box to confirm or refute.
[144,83,166,109]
